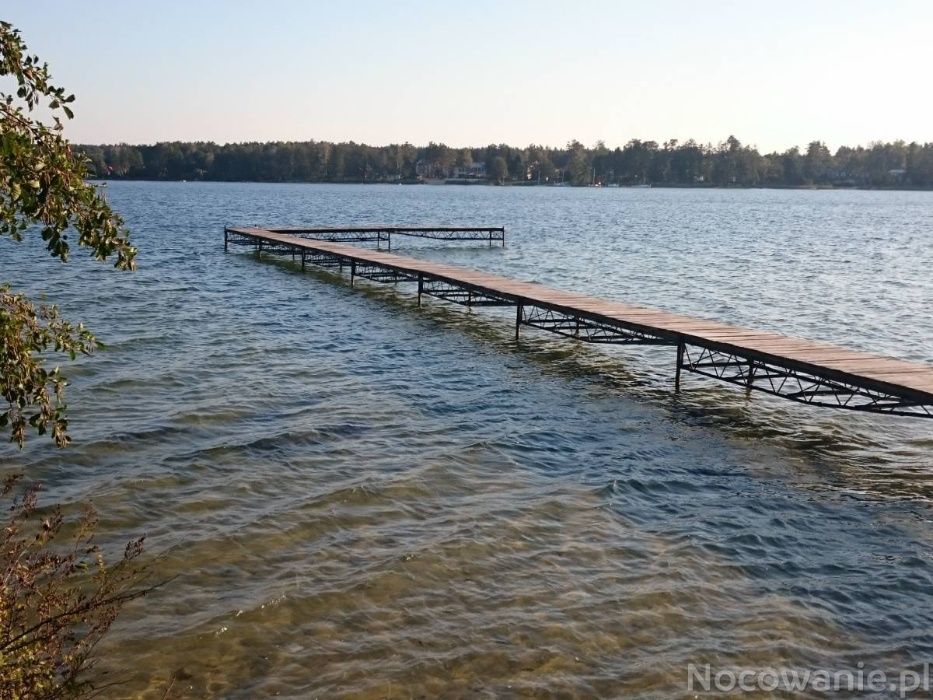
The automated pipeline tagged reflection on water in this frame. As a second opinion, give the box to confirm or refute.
[1,183,931,697]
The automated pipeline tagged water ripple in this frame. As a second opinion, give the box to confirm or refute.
[0,183,931,697]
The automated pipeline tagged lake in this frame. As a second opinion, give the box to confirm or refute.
[1,182,932,697]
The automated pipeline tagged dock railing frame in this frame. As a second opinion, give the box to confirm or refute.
[266,225,505,251]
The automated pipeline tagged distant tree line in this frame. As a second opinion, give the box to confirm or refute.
[76,136,933,188]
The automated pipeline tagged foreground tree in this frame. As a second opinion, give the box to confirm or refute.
[1,21,148,697]
[1,21,136,447]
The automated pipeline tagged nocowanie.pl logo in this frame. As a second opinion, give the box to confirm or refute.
[687,663,931,697]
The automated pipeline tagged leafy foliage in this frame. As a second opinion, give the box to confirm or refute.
[0,475,149,698]
[0,286,97,448]
[1,21,136,448]
[1,22,136,268]
[1,22,152,699]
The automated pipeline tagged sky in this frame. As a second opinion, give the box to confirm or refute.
[4,0,933,152]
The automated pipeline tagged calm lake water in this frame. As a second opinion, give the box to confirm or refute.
[2,182,932,697]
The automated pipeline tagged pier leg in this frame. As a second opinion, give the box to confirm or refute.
[675,338,685,391]
[301,251,306,272]
[417,274,423,307]
[224,230,228,252]
[746,360,756,396]
[515,305,523,340]
[256,241,262,259]
[350,260,356,287]
[387,233,391,252]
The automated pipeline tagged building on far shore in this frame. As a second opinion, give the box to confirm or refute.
[416,160,487,181]
[452,162,486,179]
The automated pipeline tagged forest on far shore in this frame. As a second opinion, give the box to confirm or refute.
[77,136,933,188]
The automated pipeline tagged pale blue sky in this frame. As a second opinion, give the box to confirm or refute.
[5,0,932,151]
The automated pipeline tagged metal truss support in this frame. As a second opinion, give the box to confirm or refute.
[678,345,933,418]
[289,232,383,245]
[307,254,344,269]
[223,229,252,248]
[519,306,669,345]
[420,280,513,307]
[277,228,504,248]
[675,338,684,391]
[224,231,300,258]
[353,264,418,283]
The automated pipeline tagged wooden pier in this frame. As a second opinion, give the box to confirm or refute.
[224,226,933,419]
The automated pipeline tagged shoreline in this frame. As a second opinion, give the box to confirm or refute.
[88,178,933,192]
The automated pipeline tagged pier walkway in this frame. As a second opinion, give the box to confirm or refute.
[224,226,933,419]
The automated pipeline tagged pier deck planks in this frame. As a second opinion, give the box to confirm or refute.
[224,226,933,416]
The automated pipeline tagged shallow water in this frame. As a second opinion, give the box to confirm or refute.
[1,183,932,697]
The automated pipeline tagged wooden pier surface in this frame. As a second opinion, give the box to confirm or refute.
[225,226,933,418]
